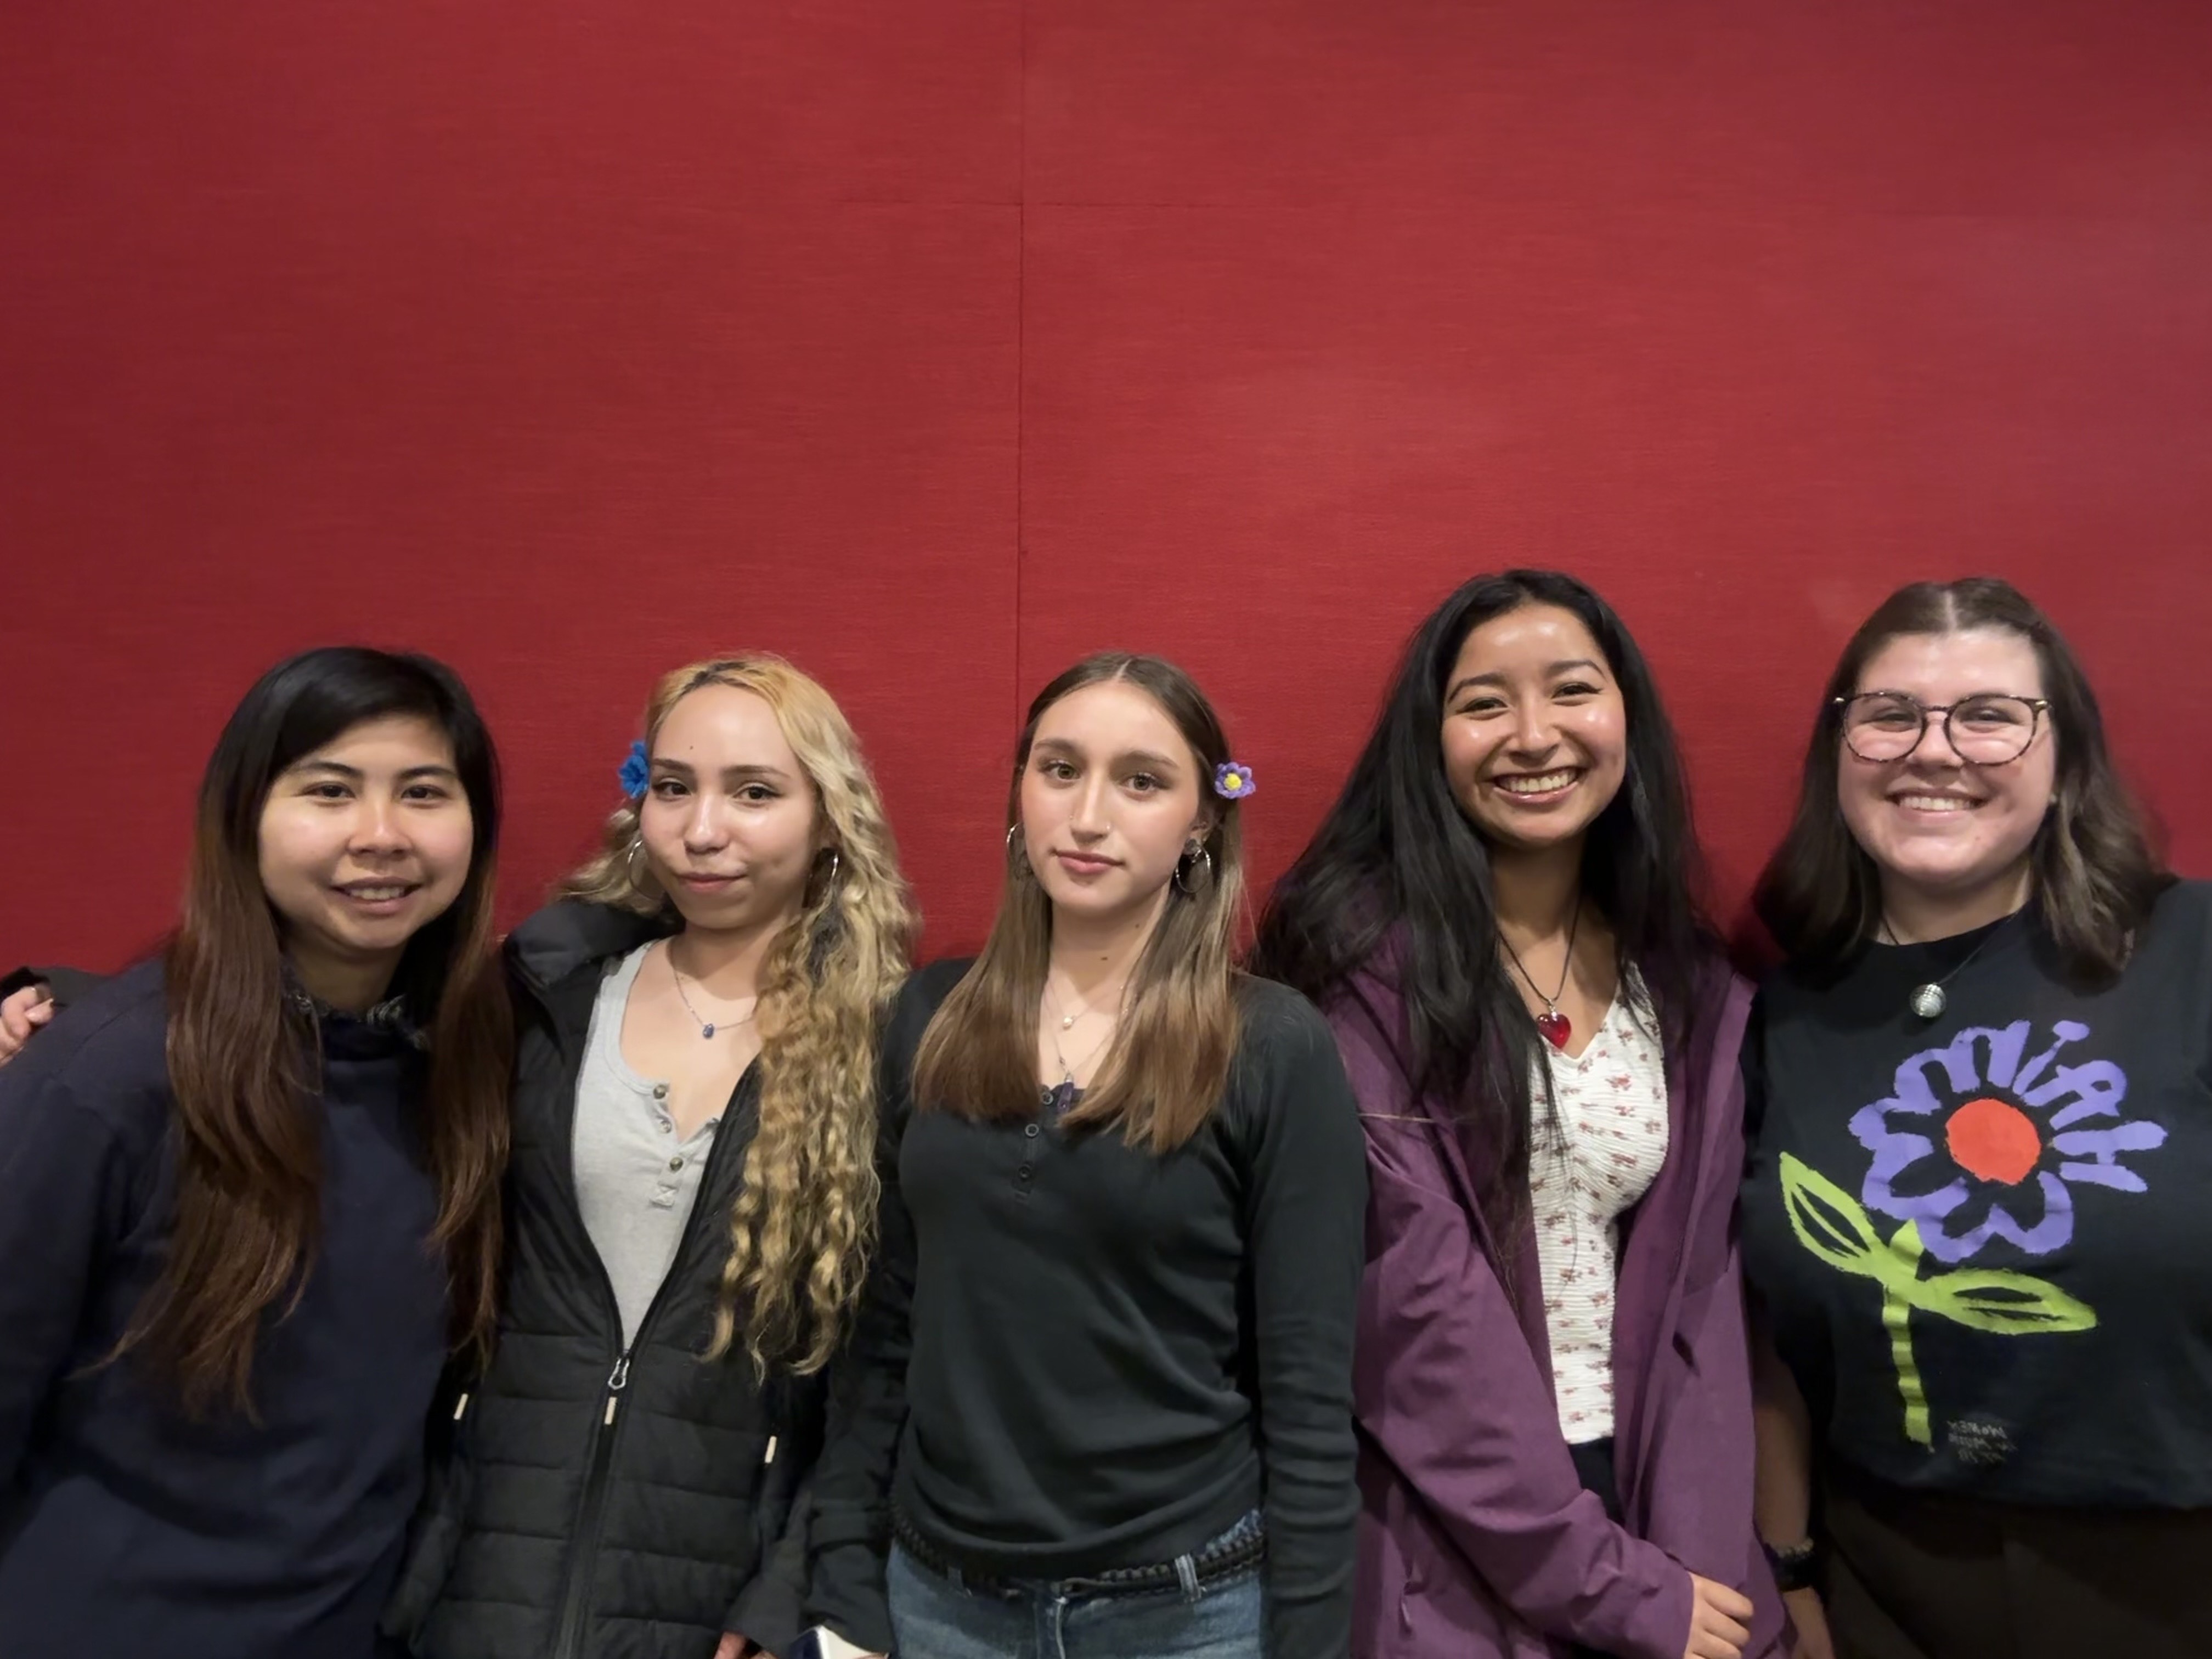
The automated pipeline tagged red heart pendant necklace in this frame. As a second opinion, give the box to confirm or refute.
[1500,900,1583,1051]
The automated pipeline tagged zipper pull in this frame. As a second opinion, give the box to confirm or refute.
[603,1354,632,1425]
[452,1392,472,1423]
[764,1435,778,1465]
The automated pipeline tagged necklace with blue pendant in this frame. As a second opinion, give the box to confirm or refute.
[667,943,758,1039]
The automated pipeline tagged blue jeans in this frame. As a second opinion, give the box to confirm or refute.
[885,1514,1265,1659]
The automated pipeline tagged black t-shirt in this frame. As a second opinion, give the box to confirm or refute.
[1742,881,2212,1508]
[805,958,1367,1659]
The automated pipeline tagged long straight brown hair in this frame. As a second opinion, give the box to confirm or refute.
[1753,578,2171,984]
[913,652,1246,1154]
[122,647,513,1416]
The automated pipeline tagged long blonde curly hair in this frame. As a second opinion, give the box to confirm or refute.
[563,654,916,1373]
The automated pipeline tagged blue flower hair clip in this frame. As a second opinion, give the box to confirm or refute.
[1213,760,1256,800]
[618,740,651,800]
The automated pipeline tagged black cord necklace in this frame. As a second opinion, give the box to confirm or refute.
[1879,911,2017,1021]
[1499,901,1583,1051]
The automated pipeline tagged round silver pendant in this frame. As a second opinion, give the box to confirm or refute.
[1908,982,1948,1020]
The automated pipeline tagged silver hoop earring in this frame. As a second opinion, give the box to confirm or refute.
[1173,843,1214,895]
[624,834,647,878]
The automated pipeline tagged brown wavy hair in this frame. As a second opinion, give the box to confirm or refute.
[563,655,915,1373]
[913,652,1246,1153]
[1753,577,2171,984]
[123,647,511,1417]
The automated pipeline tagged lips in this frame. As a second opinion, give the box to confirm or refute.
[331,876,418,902]
[332,879,421,918]
[1492,768,1582,799]
[1053,851,1119,874]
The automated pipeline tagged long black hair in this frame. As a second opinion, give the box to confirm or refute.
[137,646,512,1414]
[1753,577,2170,984]
[1252,570,1714,1233]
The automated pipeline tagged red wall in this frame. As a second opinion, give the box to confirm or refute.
[5,1,2209,969]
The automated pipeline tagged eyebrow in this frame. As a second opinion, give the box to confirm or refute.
[1033,737,1184,771]
[1855,687,2037,701]
[650,757,794,783]
[1447,658,1606,701]
[289,760,460,783]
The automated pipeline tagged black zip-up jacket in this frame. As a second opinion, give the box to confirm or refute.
[383,901,823,1659]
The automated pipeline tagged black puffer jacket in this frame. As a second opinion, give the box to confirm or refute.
[383,901,824,1659]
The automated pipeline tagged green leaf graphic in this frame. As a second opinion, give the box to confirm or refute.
[1779,1155,1884,1272]
[1918,1271,2096,1335]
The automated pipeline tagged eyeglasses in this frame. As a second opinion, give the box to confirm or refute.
[1832,692,2050,765]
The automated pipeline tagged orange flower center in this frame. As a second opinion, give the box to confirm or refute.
[1944,1096,2042,1187]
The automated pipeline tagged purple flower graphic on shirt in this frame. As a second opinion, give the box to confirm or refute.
[1848,1019,2166,1265]
[1784,1015,2166,1448]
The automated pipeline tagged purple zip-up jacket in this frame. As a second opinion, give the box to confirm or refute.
[1326,957,1787,1659]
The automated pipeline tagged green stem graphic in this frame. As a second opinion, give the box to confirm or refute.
[1881,1226,1931,1446]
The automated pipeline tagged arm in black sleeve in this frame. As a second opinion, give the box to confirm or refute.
[1,965,107,1012]
[729,1467,816,1655]
[0,1063,132,1484]
[1241,992,1369,1659]
[1737,992,1769,1159]
[727,1369,829,1654]
[800,984,930,1655]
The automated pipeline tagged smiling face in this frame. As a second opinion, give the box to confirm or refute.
[1017,678,1211,929]
[637,682,824,935]
[1837,628,2056,910]
[256,714,475,994]
[1438,602,1630,855]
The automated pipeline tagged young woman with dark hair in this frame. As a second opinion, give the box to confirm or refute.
[1255,571,1782,1659]
[0,646,511,1659]
[1742,578,2211,1659]
[803,652,1367,1659]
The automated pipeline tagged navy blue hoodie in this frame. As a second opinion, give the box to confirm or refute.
[0,961,449,1658]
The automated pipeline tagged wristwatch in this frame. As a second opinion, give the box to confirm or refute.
[1760,1536,1821,1594]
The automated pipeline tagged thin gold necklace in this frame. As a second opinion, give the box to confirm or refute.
[1042,978,1118,1085]
[664,941,758,1040]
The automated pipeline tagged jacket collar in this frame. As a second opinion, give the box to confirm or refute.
[504,899,680,997]
[280,960,425,1048]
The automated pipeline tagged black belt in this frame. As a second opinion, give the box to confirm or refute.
[890,1509,1265,1600]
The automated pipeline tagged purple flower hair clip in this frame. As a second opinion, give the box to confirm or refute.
[618,740,650,800]
[1213,760,1256,800]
